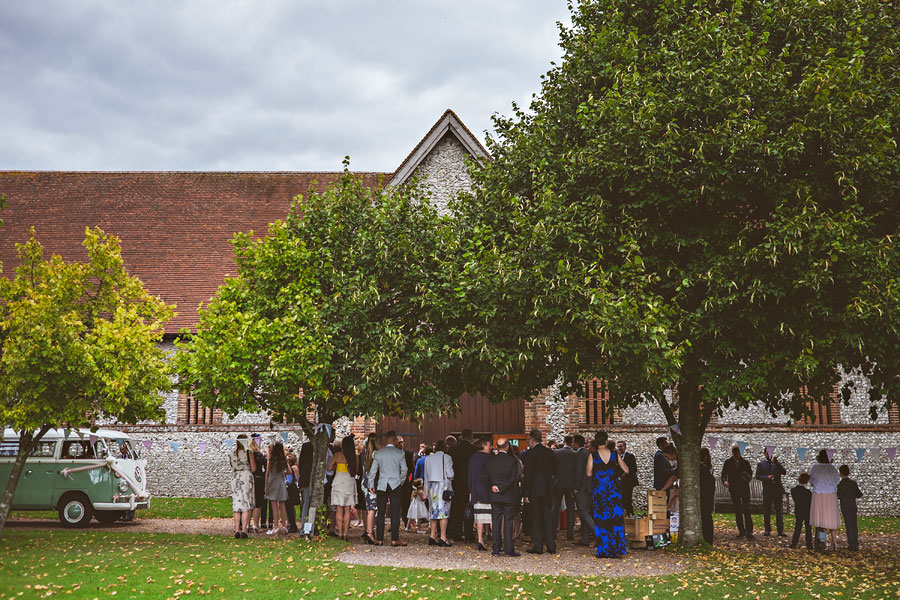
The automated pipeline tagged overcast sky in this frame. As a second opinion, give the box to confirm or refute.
[0,1,570,172]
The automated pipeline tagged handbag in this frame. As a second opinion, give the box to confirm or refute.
[441,454,454,501]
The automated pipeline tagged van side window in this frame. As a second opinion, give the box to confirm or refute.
[31,442,58,457]
[61,441,92,459]
[0,440,18,456]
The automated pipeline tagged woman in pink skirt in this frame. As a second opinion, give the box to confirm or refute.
[808,449,841,550]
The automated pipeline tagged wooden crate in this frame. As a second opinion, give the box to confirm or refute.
[624,517,668,538]
[647,490,668,514]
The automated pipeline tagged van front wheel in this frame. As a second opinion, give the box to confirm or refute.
[58,494,94,528]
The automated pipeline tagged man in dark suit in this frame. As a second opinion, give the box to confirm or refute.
[837,464,863,551]
[397,436,416,528]
[616,440,639,516]
[447,428,478,542]
[721,445,754,538]
[551,435,577,540]
[522,429,557,554]
[653,436,674,492]
[483,438,522,556]
[571,434,595,546]
[755,449,787,536]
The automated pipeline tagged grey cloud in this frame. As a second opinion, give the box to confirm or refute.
[0,0,569,172]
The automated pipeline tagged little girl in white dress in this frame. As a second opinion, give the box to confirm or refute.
[407,478,429,530]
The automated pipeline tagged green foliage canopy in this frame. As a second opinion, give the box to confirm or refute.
[0,227,175,534]
[176,168,462,427]
[456,0,900,544]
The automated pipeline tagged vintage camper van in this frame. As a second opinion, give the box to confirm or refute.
[0,428,150,527]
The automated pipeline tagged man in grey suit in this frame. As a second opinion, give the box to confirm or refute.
[572,434,595,546]
[551,435,578,540]
[367,430,408,546]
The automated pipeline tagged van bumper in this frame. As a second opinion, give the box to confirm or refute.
[94,497,150,511]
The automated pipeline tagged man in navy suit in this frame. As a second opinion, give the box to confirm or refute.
[522,429,558,554]
[551,435,578,540]
[755,449,787,536]
[653,436,675,492]
[484,438,523,556]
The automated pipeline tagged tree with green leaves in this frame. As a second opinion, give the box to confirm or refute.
[0,228,175,536]
[454,0,900,546]
[176,166,462,526]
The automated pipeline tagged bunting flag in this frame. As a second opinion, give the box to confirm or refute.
[855,448,866,462]
[197,442,208,454]
[252,434,262,443]
[280,432,290,445]
[115,438,124,446]
[170,441,180,455]
[142,440,152,452]
[89,434,98,447]
[669,424,682,436]
[708,436,719,450]
[796,447,808,462]
[736,441,749,456]
[887,447,896,461]
[224,439,234,450]
[826,448,836,461]
[63,429,71,440]
[765,445,776,458]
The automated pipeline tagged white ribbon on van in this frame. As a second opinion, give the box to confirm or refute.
[60,457,143,497]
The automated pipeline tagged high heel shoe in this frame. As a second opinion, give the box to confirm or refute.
[428,537,438,546]
[477,542,486,551]
[438,539,452,547]
[363,532,375,545]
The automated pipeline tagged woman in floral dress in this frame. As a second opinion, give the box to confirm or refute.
[586,431,630,558]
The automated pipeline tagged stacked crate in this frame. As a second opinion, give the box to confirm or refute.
[623,491,670,548]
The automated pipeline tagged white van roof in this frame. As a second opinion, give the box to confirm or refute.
[2,428,133,441]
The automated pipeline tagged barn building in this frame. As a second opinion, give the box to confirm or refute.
[2,110,898,515]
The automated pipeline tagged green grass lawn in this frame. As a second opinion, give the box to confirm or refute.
[712,512,900,536]
[10,496,232,521]
[0,529,898,599]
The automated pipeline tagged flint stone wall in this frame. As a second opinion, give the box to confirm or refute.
[411,133,474,214]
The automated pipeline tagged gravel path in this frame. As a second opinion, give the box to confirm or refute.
[335,531,692,577]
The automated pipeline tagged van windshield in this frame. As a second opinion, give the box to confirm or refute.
[110,439,138,459]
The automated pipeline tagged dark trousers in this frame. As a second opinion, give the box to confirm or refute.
[700,496,714,544]
[762,486,784,533]
[529,495,555,552]
[621,483,635,516]
[286,493,298,531]
[550,487,575,539]
[574,488,595,543]
[401,480,412,526]
[491,501,517,555]
[841,507,859,550]
[730,488,753,535]
[376,486,402,542]
[791,515,812,548]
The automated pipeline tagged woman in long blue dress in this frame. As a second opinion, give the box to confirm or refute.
[586,432,630,558]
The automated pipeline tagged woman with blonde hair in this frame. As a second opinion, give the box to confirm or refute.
[358,432,379,544]
[248,437,267,533]
[229,434,257,538]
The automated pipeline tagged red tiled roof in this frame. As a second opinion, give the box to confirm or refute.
[0,171,386,333]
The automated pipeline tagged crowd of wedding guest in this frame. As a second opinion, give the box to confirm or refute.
[228,428,863,555]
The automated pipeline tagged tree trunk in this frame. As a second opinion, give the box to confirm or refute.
[676,381,704,547]
[299,413,333,536]
[0,427,48,538]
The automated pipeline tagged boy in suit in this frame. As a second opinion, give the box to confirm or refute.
[837,464,863,551]
[790,472,812,549]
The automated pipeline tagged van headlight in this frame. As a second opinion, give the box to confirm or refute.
[118,481,129,492]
